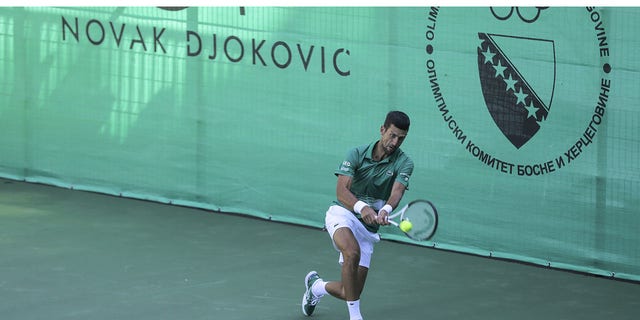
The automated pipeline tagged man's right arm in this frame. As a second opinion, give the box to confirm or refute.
[336,175,378,225]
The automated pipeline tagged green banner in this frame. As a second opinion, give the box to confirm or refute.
[1,7,638,281]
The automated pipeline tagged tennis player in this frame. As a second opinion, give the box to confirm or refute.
[302,111,414,320]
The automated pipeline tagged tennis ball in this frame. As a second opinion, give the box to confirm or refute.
[399,220,413,232]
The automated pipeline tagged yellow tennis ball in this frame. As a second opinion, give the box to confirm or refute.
[399,220,413,232]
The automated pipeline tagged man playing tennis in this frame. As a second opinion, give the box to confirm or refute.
[302,111,413,320]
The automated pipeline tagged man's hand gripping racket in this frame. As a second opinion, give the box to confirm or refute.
[386,200,438,241]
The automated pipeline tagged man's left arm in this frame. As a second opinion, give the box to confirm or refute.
[377,156,413,225]
[376,182,407,225]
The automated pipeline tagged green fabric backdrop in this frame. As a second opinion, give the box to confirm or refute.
[1,6,638,281]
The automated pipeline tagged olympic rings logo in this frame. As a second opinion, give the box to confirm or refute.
[157,7,189,11]
[490,7,549,23]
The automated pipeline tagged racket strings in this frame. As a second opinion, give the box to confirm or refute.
[402,202,437,240]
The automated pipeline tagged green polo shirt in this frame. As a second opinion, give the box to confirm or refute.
[334,141,414,232]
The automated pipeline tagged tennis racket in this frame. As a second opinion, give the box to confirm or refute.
[386,200,438,241]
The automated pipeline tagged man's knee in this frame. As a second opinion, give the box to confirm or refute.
[333,228,361,262]
[342,247,361,263]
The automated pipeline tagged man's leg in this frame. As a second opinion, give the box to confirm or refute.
[303,206,375,318]
[303,227,367,317]
[322,227,369,319]
[325,227,369,300]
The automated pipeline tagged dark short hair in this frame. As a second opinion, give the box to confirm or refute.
[383,111,410,131]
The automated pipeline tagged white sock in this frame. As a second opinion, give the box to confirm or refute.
[347,300,362,320]
[311,280,328,297]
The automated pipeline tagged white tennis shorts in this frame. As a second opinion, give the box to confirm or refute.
[325,205,381,268]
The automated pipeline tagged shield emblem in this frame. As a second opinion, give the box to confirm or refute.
[477,33,556,149]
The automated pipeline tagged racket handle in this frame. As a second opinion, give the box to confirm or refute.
[387,220,399,227]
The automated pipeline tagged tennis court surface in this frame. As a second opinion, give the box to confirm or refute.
[1,178,638,320]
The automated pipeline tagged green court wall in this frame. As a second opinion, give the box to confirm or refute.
[1,7,638,281]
